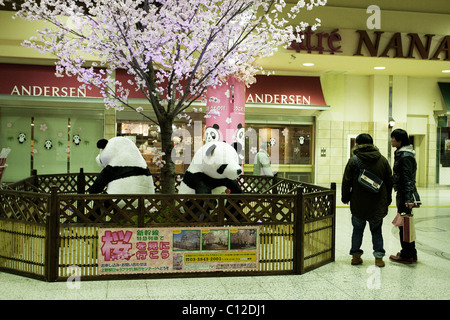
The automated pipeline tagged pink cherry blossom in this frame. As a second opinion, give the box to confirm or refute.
[11,0,326,193]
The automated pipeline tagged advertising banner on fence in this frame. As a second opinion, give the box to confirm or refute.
[98,226,259,275]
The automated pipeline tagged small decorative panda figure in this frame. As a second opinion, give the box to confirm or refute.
[204,124,221,143]
[235,123,245,165]
[88,137,155,195]
[73,134,81,146]
[178,141,242,195]
[17,133,26,144]
[44,140,53,150]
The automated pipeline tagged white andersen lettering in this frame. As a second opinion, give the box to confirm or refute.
[10,85,87,97]
[246,93,311,105]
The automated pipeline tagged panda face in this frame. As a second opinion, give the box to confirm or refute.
[95,137,147,169]
[202,142,242,180]
[204,125,221,143]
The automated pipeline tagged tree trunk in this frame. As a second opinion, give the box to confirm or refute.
[159,115,176,194]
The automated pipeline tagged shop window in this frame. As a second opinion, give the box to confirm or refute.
[0,107,104,182]
[116,120,314,181]
[117,113,203,174]
[244,124,313,165]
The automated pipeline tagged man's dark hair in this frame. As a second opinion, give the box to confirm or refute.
[391,128,410,147]
[355,133,373,145]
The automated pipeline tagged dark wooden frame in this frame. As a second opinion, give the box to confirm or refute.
[0,169,335,282]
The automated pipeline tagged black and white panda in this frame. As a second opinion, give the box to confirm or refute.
[178,141,244,222]
[88,137,155,195]
[204,124,221,143]
[178,141,242,195]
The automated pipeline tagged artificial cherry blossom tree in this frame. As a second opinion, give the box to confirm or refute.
[4,0,326,193]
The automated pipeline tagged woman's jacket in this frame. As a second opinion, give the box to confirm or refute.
[393,145,417,203]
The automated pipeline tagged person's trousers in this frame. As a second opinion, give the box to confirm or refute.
[396,193,417,258]
[398,226,417,258]
[350,215,385,258]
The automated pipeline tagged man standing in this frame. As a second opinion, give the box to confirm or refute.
[253,141,273,176]
[389,128,418,264]
[342,133,393,267]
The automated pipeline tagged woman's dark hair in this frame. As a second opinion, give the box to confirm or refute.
[355,133,373,145]
[391,128,410,146]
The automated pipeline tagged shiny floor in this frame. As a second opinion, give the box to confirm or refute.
[1,186,449,301]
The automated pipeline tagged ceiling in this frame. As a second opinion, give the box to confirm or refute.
[256,51,450,79]
[1,0,449,79]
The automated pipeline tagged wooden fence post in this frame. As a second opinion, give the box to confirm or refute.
[293,188,304,274]
[138,197,145,228]
[330,182,337,262]
[77,168,85,194]
[45,185,59,282]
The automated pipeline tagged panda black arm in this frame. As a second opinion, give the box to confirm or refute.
[196,181,213,194]
[226,179,243,194]
[87,166,114,194]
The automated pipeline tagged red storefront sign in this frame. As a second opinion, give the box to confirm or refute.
[1,64,326,106]
[0,63,103,98]
[246,75,327,106]
[117,71,327,106]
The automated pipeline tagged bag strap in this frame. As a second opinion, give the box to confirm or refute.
[353,155,361,170]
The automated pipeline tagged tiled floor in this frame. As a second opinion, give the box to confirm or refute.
[1,186,449,301]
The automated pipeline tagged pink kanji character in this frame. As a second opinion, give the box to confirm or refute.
[148,241,158,250]
[136,251,147,260]
[101,230,133,261]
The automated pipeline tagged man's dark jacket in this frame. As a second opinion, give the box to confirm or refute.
[392,145,417,204]
[341,144,393,221]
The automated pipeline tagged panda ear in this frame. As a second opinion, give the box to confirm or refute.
[232,142,242,153]
[97,139,108,149]
[206,143,216,157]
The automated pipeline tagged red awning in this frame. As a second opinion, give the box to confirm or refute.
[245,75,327,107]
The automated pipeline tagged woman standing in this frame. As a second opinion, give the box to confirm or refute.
[390,129,418,264]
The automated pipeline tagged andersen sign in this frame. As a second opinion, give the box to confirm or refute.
[289,27,450,61]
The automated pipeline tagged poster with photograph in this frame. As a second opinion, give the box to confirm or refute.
[98,226,259,275]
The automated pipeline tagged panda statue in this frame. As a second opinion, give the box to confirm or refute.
[178,141,244,222]
[88,137,155,195]
[179,141,242,195]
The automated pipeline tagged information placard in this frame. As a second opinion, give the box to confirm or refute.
[98,226,259,275]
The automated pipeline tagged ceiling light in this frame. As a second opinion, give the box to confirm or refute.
[442,70,450,73]
[374,66,386,70]
[302,63,315,67]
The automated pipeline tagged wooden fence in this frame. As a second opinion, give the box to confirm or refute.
[0,170,335,282]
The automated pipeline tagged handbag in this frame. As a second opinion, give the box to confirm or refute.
[403,214,416,243]
[353,155,383,193]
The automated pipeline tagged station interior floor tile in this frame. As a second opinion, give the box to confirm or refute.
[1,186,449,301]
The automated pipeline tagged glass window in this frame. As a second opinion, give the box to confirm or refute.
[245,124,313,165]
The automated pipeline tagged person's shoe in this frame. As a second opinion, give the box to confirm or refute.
[395,252,418,262]
[351,253,363,265]
[389,254,413,264]
[375,257,385,267]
